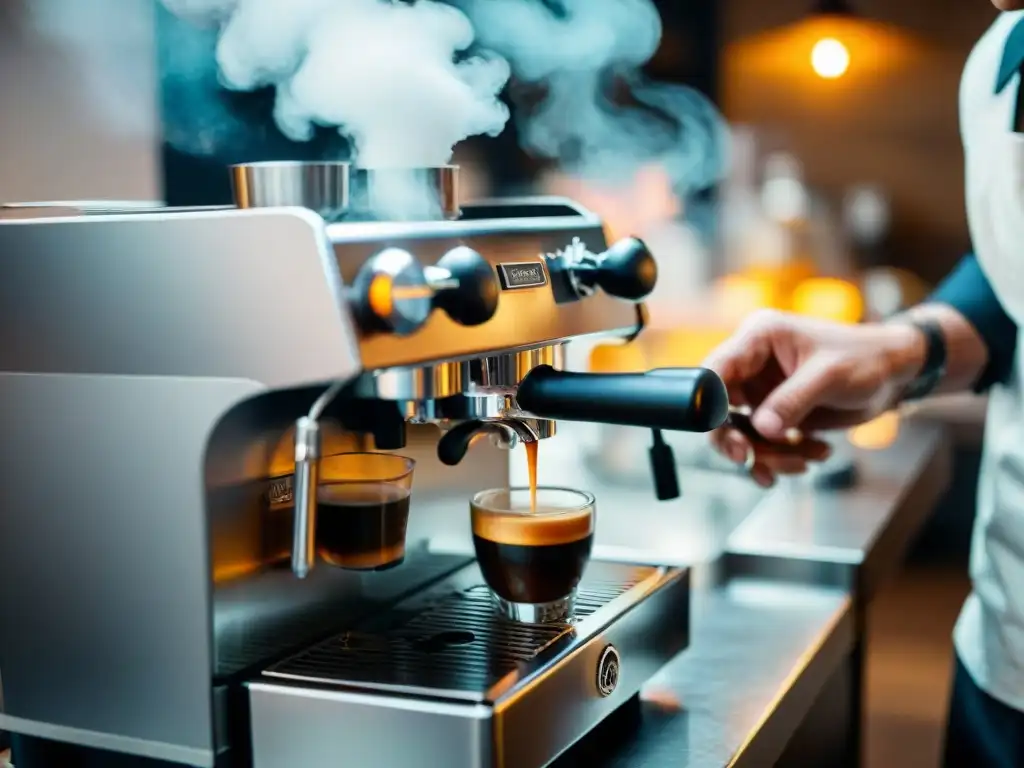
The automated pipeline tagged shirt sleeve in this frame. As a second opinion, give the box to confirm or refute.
[928,253,1018,392]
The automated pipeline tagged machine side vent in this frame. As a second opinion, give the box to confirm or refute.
[263,565,651,696]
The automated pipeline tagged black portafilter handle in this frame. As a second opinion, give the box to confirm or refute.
[516,366,729,502]
[516,365,729,432]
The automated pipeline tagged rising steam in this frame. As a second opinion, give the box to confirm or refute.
[457,0,727,197]
[163,0,510,168]
[29,0,725,215]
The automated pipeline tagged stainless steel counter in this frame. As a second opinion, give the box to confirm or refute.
[556,579,853,768]
[727,420,951,598]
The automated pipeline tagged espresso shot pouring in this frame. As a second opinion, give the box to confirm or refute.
[525,439,540,512]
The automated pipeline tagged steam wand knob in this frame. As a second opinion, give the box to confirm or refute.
[427,246,500,326]
[572,237,657,302]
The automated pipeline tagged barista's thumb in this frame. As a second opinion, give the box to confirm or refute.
[751,354,840,440]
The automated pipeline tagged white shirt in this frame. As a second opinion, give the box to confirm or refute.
[954,9,1024,712]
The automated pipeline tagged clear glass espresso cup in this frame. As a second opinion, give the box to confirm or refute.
[470,486,596,623]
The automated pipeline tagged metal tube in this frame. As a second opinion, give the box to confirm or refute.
[291,416,322,579]
[290,380,347,579]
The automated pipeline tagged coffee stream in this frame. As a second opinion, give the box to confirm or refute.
[525,440,539,512]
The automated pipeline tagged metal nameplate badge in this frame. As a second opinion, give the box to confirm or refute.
[497,261,547,290]
[267,475,294,509]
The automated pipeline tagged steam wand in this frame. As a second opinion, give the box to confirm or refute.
[292,381,345,579]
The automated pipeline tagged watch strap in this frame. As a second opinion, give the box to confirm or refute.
[897,318,948,402]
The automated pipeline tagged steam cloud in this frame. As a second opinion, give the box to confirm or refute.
[164,0,725,201]
[457,0,727,197]
[30,0,726,214]
[162,0,510,168]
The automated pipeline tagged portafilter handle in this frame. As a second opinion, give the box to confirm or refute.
[516,366,729,502]
[516,365,729,432]
[291,416,321,579]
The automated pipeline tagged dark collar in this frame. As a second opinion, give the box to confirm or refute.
[997,16,1024,93]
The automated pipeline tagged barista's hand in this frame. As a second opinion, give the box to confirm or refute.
[703,310,927,487]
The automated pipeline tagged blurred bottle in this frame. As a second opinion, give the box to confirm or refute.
[718,146,823,317]
[841,183,931,320]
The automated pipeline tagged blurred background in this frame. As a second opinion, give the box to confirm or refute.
[0,0,999,764]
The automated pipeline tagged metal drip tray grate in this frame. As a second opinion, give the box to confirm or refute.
[263,563,654,697]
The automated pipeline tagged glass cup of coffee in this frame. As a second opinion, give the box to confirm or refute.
[315,452,415,571]
[470,486,595,623]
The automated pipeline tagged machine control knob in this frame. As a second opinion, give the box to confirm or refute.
[353,246,499,335]
[427,246,500,326]
[353,247,433,336]
[568,237,657,302]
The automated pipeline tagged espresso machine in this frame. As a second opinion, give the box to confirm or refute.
[0,163,727,768]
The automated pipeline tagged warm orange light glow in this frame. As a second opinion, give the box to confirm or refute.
[588,327,739,372]
[588,342,648,373]
[848,410,900,450]
[723,15,923,108]
[791,277,864,323]
[811,37,850,79]
[645,327,733,368]
[714,273,780,320]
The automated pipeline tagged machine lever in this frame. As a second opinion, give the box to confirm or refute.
[571,237,657,301]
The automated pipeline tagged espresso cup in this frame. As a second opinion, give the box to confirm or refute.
[262,452,415,571]
[316,452,415,570]
[470,486,595,623]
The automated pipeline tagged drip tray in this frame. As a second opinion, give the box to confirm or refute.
[262,561,658,699]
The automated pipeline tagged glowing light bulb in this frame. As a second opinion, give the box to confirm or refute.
[811,37,850,79]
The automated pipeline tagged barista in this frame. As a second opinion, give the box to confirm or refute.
[703,5,1024,765]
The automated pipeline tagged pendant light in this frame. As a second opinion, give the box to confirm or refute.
[808,0,857,79]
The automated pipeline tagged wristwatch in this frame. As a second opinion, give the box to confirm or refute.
[895,318,948,402]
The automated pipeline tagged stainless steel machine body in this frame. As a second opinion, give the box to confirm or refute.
[0,188,720,767]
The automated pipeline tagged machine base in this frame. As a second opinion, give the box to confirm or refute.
[247,560,690,768]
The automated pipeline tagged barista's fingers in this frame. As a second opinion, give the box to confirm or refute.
[798,437,833,462]
[702,318,775,395]
[749,461,776,488]
[752,354,844,440]
[754,454,808,475]
[710,427,751,465]
[799,408,876,433]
